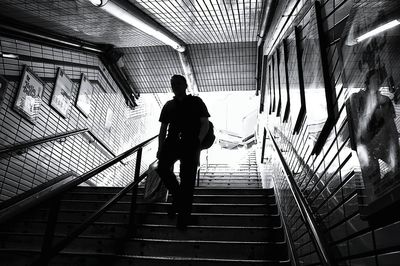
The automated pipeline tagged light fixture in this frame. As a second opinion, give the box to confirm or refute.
[356,19,400,43]
[0,52,19,59]
[88,0,186,52]
[88,0,108,7]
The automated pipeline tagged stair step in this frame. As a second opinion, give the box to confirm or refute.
[0,250,290,266]
[0,223,284,242]
[10,210,281,226]
[57,201,277,214]
[62,193,275,204]
[0,235,288,260]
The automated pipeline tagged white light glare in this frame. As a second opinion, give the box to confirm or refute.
[356,20,400,43]
[93,1,185,52]
[0,52,19,59]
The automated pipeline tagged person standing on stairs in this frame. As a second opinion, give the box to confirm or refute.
[156,74,210,230]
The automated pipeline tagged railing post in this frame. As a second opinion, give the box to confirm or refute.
[128,147,142,233]
[261,128,267,163]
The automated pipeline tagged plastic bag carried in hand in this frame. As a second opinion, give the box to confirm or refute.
[144,162,168,203]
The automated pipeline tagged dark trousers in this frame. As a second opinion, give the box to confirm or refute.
[156,138,201,218]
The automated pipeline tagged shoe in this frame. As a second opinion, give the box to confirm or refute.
[167,203,177,218]
[176,214,198,230]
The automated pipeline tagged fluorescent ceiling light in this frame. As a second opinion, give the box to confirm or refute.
[0,52,19,59]
[89,0,185,52]
[356,19,400,43]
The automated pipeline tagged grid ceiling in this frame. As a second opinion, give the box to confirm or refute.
[0,0,165,47]
[0,0,263,93]
[129,0,265,43]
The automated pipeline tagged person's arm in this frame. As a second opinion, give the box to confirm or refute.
[157,122,168,158]
[198,117,209,144]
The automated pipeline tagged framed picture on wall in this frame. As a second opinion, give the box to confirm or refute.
[341,0,400,224]
[274,49,282,117]
[285,28,305,134]
[0,75,7,108]
[76,73,94,117]
[13,66,44,124]
[50,67,74,118]
[296,1,337,154]
[280,40,290,122]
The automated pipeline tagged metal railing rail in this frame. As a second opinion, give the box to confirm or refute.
[24,134,159,266]
[0,128,89,156]
[269,130,334,266]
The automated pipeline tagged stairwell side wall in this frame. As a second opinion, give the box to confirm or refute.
[0,36,159,202]
[258,0,400,265]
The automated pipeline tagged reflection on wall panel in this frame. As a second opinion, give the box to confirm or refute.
[0,36,159,202]
[260,0,400,265]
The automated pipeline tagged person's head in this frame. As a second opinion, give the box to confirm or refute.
[171,75,187,97]
[365,68,385,93]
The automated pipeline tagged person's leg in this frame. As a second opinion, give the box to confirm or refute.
[156,141,180,204]
[177,144,201,228]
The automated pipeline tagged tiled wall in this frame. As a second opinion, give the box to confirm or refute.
[260,0,400,265]
[0,36,159,202]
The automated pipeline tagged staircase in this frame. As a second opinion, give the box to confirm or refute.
[0,151,289,265]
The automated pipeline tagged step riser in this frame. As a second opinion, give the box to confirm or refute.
[68,188,274,196]
[57,202,277,214]
[1,223,284,242]
[0,236,287,260]
[12,212,281,227]
[62,195,276,204]
[0,252,290,266]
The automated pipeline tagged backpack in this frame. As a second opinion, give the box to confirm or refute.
[201,121,215,150]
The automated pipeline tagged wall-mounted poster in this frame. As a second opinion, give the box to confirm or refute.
[286,29,305,134]
[13,66,44,124]
[105,108,113,132]
[279,41,290,122]
[297,1,336,155]
[0,75,7,108]
[50,68,73,118]
[341,0,400,224]
[76,73,94,117]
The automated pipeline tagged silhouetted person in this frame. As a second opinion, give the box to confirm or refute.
[156,75,210,229]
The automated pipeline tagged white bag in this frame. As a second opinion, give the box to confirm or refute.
[144,163,168,203]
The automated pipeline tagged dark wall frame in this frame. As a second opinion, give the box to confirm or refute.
[274,49,282,117]
[297,1,338,155]
[293,26,306,135]
[271,55,276,113]
[268,59,273,115]
[281,39,291,122]
[259,55,268,113]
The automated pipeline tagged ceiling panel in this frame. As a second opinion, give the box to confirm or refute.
[119,45,184,93]
[129,0,264,44]
[0,0,165,47]
[190,41,257,92]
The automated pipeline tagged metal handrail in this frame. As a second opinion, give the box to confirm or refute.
[0,128,89,155]
[31,134,158,265]
[268,130,334,266]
